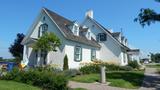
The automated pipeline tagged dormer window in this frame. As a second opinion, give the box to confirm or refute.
[87,31,91,40]
[38,23,48,38]
[73,24,79,36]
[97,33,107,41]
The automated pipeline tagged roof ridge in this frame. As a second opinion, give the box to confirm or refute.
[43,8,73,24]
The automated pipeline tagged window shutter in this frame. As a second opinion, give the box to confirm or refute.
[38,27,41,38]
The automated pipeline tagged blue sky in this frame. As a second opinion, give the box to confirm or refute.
[0,0,160,58]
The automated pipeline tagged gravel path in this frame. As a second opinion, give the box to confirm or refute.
[68,68,160,90]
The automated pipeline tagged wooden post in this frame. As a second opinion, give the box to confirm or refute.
[100,66,106,83]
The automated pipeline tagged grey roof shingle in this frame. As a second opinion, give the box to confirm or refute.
[112,32,120,37]
[87,17,130,50]
[44,8,101,48]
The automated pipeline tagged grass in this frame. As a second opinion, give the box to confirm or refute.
[72,88,88,90]
[146,64,160,68]
[71,74,99,83]
[71,71,144,89]
[0,80,41,90]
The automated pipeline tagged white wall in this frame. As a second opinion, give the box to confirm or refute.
[120,51,128,66]
[82,18,124,65]
[23,11,66,68]
[23,11,100,69]
[65,40,100,69]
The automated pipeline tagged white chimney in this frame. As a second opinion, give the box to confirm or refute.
[85,10,93,18]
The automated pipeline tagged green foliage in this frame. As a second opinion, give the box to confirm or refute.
[79,64,100,74]
[119,66,133,71]
[0,80,41,90]
[146,64,160,68]
[63,55,69,70]
[9,33,25,63]
[150,53,160,63]
[71,74,99,83]
[33,32,61,52]
[71,88,87,90]
[63,69,81,77]
[128,61,139,69]
[135,1,160,27]
[71,71,144,89]
[33,32,61,65]
[0,57,3,61]
[1,67,68,90]
[79,61,134,74]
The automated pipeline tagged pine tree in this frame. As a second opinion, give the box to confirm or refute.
[63,55,69,70]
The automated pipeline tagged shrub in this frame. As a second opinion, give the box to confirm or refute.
[34,65,62,73]
[80,63,100,74]
[63,55,69,71]
[119,66,133,71]
[1,67,68,90]
[80,60,135,74]
[128,61,139,69]
[63,69,82,77]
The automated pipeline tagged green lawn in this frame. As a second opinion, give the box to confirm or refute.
[71,71,144,89]
[0,80,41,90]
[146,64,160,68]
[72,88,87,90]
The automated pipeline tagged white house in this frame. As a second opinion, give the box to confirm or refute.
[21,8,140,69]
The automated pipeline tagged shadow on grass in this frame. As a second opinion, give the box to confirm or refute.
[106,71,144,87]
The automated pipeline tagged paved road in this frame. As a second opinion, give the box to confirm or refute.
[140,68,160,90]
[68,68,160,90]
[69,81,134,90]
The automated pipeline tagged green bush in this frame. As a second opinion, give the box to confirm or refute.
[80,64,100,74]
[1,67,68,90]
[63,55,69,70]
[63,69,82,77]
[119,66,133,71]
[128,61,139,69]
[80,61,134,74]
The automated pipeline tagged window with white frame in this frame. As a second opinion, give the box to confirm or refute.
[73,25,79,36]
[91,49,96,61]
[38,23,48,38]
[74,46,82,61]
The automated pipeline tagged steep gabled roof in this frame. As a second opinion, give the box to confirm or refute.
[112,32,121,37]
[44,8,101,48]
[22,8,100,48]
[86,17,131,50]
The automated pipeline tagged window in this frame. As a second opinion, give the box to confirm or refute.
[74,46,82,61]
[91,49,96,61]
[38,23,48,38]
[42,24,48,35]
[98,33,107,41]
[87,32,91,39]
[41,51,47,65]
[43,17,45,21]
[73,25,79,36]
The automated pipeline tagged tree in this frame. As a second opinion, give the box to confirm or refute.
[135,0,160,27]
[63,55,69,70]
[150,53,160,63]
[9,33,25,63]
[33,32,61,65]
